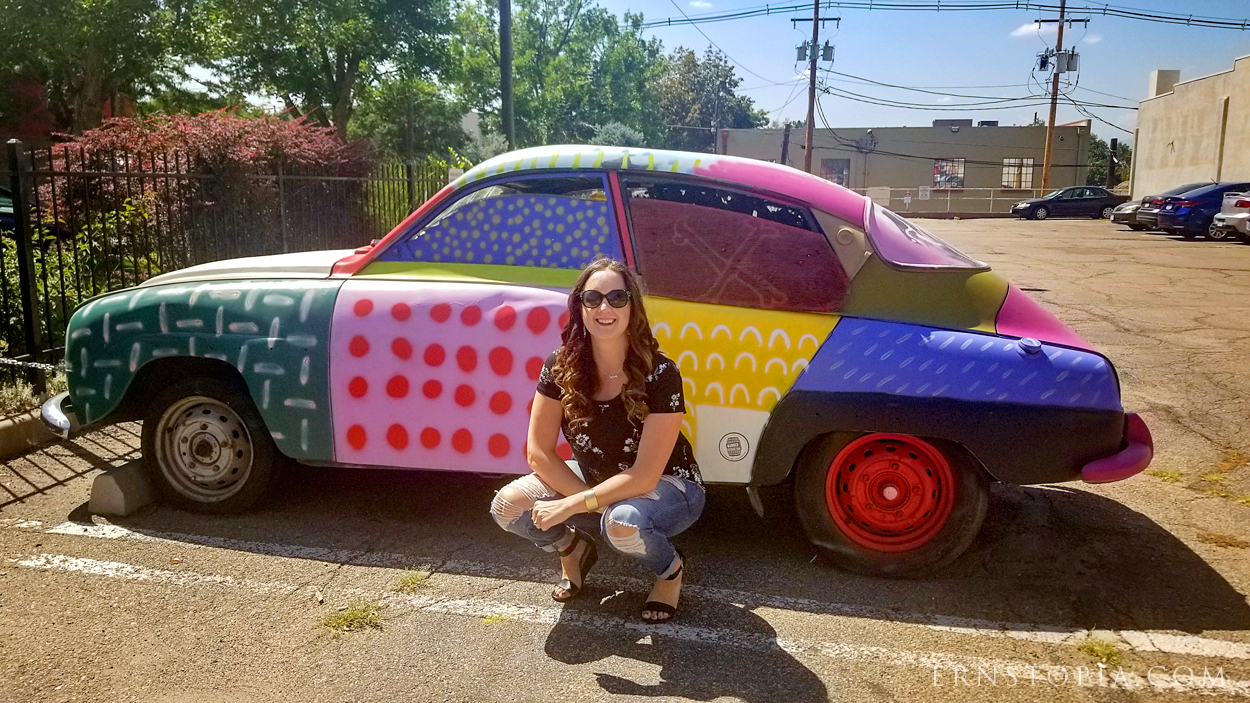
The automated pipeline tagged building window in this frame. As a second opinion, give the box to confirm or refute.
[1001,158,1034,189]
[933,158,964,189]
[820,158,850,186]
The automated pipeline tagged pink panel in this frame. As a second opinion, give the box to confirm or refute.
[995,285,1095,352]
[695,158,868,229]
[330,280,572,472]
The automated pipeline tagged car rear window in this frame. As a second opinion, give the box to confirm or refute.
[1179,184,1223,199]
[867,206,987,269]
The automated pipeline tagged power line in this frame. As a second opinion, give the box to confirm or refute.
[816,82,1133,111]
[640,1,1250,31]
[664,0,780,84]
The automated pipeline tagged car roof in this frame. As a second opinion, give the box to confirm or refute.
[456,145,870,229]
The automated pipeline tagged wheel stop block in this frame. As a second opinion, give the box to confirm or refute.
[89,461,156,516]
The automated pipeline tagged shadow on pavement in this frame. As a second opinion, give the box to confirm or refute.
[544,596,828,702]
[103,465,1250,637]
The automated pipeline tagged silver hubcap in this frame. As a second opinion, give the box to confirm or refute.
[155,396,253,502]
[1036,208,1047,219]
[1210,226,1226,239]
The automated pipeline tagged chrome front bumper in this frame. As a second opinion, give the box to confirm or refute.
[40,391,77,439]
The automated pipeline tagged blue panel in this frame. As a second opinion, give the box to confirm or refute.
[378,194,621,268]
[793,318,1122,412]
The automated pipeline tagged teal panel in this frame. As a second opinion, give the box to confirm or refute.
[65,280,343,461]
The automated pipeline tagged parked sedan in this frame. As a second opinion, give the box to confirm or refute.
[42,145,1154,578]
[1156,182,1250,239]
[1212,191,1250,242]
[1134,182,1216,230]
[1010,186,1128,220]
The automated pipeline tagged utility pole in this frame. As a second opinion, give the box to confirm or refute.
[1041,0,1066,190]
[499,0,515,149]
[780,123,792,166]
[804,0,818,173]
[1106,137,1119,188]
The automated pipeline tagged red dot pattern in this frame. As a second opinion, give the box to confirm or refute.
[332,285,567,471]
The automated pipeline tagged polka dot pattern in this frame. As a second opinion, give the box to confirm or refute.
[377,194,623,269]
[331,281,568,473]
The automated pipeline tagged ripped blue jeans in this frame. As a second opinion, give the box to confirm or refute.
[490,473,706,577]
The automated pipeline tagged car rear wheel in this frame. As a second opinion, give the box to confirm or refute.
[794,432,989,578]
[1032,206,1049,220]
[142,377,279,513]
[1099,206,1115,219]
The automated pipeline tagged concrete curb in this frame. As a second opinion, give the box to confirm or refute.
[0,410,58,460]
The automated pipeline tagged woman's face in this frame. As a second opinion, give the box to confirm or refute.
[580,269,632,345]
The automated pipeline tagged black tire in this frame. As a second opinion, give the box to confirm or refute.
[1182,231,1197,240]
[794,432,989,578]
[1128,224,1145,231]
[1099,206,1115,219]
[141,376,279,513]
[1032,206,1049,220]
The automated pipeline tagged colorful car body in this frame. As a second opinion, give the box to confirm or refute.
[44,145,1154,576]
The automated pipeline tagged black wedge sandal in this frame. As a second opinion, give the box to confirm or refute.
[641,552,684,622]
[552,526,598,603]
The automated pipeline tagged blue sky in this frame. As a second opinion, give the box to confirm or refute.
[606,0,1250,143]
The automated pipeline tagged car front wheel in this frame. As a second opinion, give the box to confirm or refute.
[794,432,989,578]
[142,377,279,513]
[1032,206,1049,220]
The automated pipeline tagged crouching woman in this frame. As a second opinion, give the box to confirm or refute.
[489,258,704,622]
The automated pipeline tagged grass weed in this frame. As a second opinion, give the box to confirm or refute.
[481,614,508,625]
[322,603,382,633]
[394,566,433,593]
[1145,469,1183,483]
[1076,637,1123,665]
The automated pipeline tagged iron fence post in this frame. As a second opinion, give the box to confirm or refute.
[406,160,416,211]
[277,158,289,253]
[7,140,46,393]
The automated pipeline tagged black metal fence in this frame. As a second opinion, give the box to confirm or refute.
[1,139,448,390]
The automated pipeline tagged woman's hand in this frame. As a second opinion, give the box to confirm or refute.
[531,495,584,531]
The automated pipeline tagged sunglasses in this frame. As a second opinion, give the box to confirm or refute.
[579,289,632,309]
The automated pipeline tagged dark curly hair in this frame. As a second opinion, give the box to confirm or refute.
[552,258,660,428]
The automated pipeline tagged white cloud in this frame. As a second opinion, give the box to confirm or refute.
[1084,33,1103,44]
[1010,22,1055,38]
[689,0,712,7]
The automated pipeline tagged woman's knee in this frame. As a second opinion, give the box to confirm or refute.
[603,504,648,556]
[489,485,534,530]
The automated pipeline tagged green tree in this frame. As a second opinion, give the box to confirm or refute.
[1086,134,1132,186]
[200,0,452,140]
[0,0,176,132]
[449,0,665,146]
[350,78,467,159]
[652,47,768,153]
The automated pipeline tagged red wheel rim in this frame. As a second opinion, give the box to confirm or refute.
[824,434,956,552]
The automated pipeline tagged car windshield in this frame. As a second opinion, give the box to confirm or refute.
[1164,182,1212,196]
[1043,189,1066,199]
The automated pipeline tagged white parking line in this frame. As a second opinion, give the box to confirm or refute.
[14,552,1248,697]
[29,520,1250,662]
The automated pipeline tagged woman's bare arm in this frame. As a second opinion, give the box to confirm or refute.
[588,411,684,504]
[526,391,591,497]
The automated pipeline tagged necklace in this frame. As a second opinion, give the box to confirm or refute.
[602,368,624,381]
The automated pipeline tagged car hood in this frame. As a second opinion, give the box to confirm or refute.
[141,249,354,287]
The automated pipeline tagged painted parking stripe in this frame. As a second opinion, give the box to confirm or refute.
[25,520,1250,662]
[14,552,1249,697]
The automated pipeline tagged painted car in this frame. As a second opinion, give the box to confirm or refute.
[42,145,1154,577]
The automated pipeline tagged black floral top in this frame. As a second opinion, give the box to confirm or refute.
[537,351,702,487]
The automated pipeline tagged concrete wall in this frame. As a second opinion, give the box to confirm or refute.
[1132,55,1250,198]
[719,123,1089,196]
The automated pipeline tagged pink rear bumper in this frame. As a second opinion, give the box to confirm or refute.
[1081,413,1154,484]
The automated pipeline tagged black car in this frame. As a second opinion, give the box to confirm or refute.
[1133,182,1216,230]
[1156,182,1250,240]
[1010,186,1129,220]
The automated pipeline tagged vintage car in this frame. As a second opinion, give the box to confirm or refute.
[42,145,1153,577]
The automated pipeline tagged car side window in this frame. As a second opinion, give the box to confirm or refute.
[376,174,622,268]
[1060,189,1078,200]
[623,176,848,313]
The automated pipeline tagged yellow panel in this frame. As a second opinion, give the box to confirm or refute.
[356,261,582,288]
[645,297,839,448]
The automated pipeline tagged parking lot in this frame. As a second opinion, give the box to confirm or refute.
[1,217,1248,703]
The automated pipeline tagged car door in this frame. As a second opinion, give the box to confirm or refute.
[619,175,848,483]
[330,173,625,471]
[1051,188,1080,216]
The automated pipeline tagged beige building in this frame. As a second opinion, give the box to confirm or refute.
[717,121,1090,214]
[1130,56,1250,198]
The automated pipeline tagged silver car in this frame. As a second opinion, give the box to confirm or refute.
[1212,191,1250,242]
